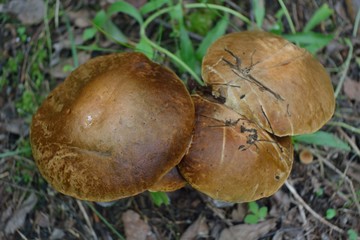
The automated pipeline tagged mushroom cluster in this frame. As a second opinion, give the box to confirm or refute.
[30,31,335,203]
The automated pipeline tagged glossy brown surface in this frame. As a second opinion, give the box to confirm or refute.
[179,95,293,202]
[202,31,335,136]
[149,167,187,192]
[30,52,195,201]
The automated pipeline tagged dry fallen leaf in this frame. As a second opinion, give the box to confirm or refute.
[122,210,155,240]
[345,0,360,22]
[344,78,360,101]
[68,10,91,28]
[219,219,277,240]
[34,211,50,228]
[1,0,45,25]
[49,52,91,79]
[5,193,38,234]
[180,215,209,240]
[231,204,247,221]
[50,228,65,240]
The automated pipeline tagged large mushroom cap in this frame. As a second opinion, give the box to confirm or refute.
[178,95,293,203]
[30,52,195,202]
[202,31,335,136]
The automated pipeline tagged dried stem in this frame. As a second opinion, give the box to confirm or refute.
[285,181,345,235]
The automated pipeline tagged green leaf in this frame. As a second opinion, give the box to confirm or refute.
[258,206,268,219]
[93,10,128,43]
[325,208,336,220]
[293,131,351,151]
[140,0,168,15]
[248,202,259,214]
[315,188,324,197]
[178,25,198,73]
[149,192,170,207]
[244,214,259,224]
[196,15,228,60]
[169,3,197,71]
[136,37,154,58]
[82,27,97,41]
[93,10,107,26]
[252,0,265,28]
[282,32,334,53]
[62,64,74,73]
[348,229,358,240]
[269,9,284,34]
[107,1,143,25]
[188,11,214,36]
[282,32,334,45]
[303,4,333,32]
[169,3,183,26]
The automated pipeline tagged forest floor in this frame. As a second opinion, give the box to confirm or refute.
[0,0,359,239]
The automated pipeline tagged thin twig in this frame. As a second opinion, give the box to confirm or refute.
[313,151,360,216]
[76,200,98,240]
[334,38,353,98]
[285,180,345,234]
[337,127,360,157]
[16,230,28,240]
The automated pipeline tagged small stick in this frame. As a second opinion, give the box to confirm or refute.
[77,200,98,240]
[312,151,360,216]
[285,180,345,234]
[337,127,360,157]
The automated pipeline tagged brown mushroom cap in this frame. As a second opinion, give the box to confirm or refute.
[202,31,335,136]
[148,167,187,192]
[178,95,293,203]
[30,52,195,202]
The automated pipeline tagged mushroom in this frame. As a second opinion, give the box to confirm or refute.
[202,31,335,136]
[148,167,187,192]
[178,95,293,202]
[30,52,195,202]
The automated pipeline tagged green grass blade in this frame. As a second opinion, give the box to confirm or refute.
[196,15,228,59]
[303,4,333,32]
[169,3,197,72]
[0,147,32,158]
[186,3,251,25]
[278,0,296,34]
[179,25,197,71]
[85,202,126,240]
[252,0,265,28]
[293,131,350,151]
[107,1,143,25]
[64,13,79,67]
[282,32,334,53]
[282,32,334,45]
[136,37,155,58]
[140,0,168,15]
[93,10,128,43]
[82,27,97,41]
[139,6,203,85]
